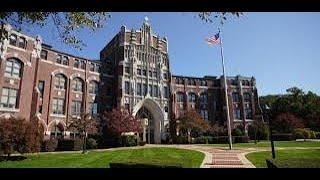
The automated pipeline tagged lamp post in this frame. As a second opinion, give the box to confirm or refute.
[266,105,276,159]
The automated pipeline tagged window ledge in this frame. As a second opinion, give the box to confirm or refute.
[89,71,100,75]
[0,108,20,112]
[50,114,66,118]
[55,63,70,68]
[4,75,21,80]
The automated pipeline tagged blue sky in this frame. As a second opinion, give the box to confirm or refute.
[24,12,320,96]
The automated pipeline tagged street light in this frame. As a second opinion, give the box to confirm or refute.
[265,105,276,159]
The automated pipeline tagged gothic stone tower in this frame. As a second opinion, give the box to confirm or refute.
[100,18,171,143]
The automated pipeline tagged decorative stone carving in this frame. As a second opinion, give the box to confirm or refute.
[32,35,42,58]
[0,24,11,60]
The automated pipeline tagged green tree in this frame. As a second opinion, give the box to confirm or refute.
[0,12,242,50]
[0,12,110,50]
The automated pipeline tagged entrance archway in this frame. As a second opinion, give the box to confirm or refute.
[133,98,164,144]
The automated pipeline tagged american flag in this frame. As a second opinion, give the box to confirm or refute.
[206,32,220,45]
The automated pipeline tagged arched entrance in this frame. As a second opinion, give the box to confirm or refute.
[133,98,164,144]
[136,106,154,144]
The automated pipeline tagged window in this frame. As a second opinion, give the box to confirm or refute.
[40,50,48,60]
[245,107,253,119]
[137,69,141,75]
[5,58,21,78]
[74,59,79,68]
[143,84,147,96]
[149,85,153,96]
[89,81,99,95]
[38,81,45,98]
[233,105,241,119]
[18,37,26,49]
[125,103,130,112]
[9,34,17,46]
[231,79,237,86]
[149,70,152,77]
[54,74,66,90]
[137,83,142,96]
[163,86,169,98]
[56,55,62,64]
[125,66,130,74]
[52,98,65,115]
[188,79,196,86]
[177,92,184,103]
[244,92,251,102]
[200,93,208,104]
[164,106,169,113]
[188,93,196,103]
[125,81,130,95]
[213,80,220,87]
[90,63,95,71]
[90,63,100,73]
[0,88,18,109]
[90,103,98,115]
[142,70,147,76]
[163,72,168,80]
[200,110,208,121]
[153,85,158,97]
[232,92,240,103]
[153,71,157,78]
[201,80,207,86]
[72,78,83,92]
[80,60,86,70]
[71,101,82,116]
[62,56,68,65]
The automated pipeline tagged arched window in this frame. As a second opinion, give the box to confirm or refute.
[89,81,99,95]
[188,92,196,103]
[54,74,66,90]
[4,58,22,78]
[72,78,83,92]
[176,92,184,103]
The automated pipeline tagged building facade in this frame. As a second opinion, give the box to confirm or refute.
[0,19,261,143]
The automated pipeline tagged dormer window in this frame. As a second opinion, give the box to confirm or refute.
[9,34,17,46]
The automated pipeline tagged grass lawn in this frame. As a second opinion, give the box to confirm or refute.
[246,149,320,168]
[202,140,320,149]
[0,147,204,168]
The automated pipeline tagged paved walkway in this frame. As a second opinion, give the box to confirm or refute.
[146,144,256,168]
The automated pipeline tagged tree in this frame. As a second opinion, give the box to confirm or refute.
[0,116,43,157]
[101,108,142,146]
[272,112,304,133]
[248,119,269,143]
[0,12,110,50]
[0,12,241,50]
[67,113,99,153]
[176,110,210,140]
[198,12,243,24]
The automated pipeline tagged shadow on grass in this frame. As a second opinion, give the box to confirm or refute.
[0,156,27,162]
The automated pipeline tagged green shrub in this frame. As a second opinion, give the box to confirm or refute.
[57,139,83,151]
[309,131,317,139]
[272,133,293,141]
[232,128,244,136]
[294,131,305,139]
[86,138,97,149]
[293,129,311,139]
[139,141,146,146]
[41,139,58,152]
[234,136,250,143]
[120,135,137,147]
[315,132,320,139]
[173,136,188,144]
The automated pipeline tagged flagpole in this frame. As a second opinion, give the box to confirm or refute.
[218,27,233,150]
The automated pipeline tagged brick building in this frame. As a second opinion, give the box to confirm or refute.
[0,19,261,143]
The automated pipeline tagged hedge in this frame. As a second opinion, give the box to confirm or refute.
[57,139,83,151]
[41,139,58,152]
[271,133,293,141]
